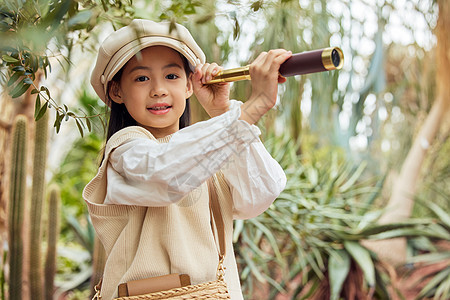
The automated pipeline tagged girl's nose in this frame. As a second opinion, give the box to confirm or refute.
[150,80,168,97]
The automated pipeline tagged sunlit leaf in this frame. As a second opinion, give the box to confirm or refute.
[12,66,25,72]
[233,16,240,40]
[427,202,450,228]
[10,80,31,98]
[416,267,450,299]
[434,272,450,300]
[34,94,41,119]
[86,117,92,132]
[75,119,84,137]
[344,241,375,287]
[251,1,262,12]
[67,10,93,29]
[409,252,450,264]
[329,250,350,300]
[2,54,19,63]
[7,71,21,86]
[23,77,33,84]
[35,100,48,121]
[54,111,62,133]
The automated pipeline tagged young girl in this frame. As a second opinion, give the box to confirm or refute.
[84,19,290,300]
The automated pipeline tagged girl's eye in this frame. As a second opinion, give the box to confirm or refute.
[136,76,149,82]
[166,74,179,80]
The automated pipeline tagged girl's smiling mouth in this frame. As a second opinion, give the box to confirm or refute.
[148,103,172,115]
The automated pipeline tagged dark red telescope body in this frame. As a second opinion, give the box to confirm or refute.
[279,47,343,77]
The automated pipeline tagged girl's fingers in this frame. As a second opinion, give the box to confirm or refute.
[194,65,203,82]
[263,49,292,70]
[200,63,222,84]
[273,50,292,66]
[250,49,291,76]
[253,51,267,64]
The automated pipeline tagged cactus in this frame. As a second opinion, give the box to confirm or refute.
[44,185,60,300]
[29,111,48,300]
[8,115,28,300]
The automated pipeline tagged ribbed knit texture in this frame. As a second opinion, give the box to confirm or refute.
[83,127,243,300]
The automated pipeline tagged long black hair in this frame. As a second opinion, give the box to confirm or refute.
[105,52,192,142]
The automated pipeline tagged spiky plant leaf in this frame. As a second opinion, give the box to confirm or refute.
[328,250,351,300]
[344,241,375,287]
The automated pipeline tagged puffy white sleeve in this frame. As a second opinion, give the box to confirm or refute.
[106,100,254,206]
[105,100,286,216]
[221,127,286,220]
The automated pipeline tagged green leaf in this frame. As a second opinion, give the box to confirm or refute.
[251,1,262,12]
[249,219,283,262]
[10,80,31,98]
[370,226,450,240]
[67,10,93,29]
[75,119,84,137]
[233,16,240,40]
[43,0,72,29]
[328,250,351,300]
[35,99,48,121]
[409,252,450,264]
[34,94,41,119]
[184,3,196,14]
[2,54,19,63]
[344,241,375,287]
[64,211,92,252]
[100,0,108,11]
[54,111,62,133]
[40,85,51,99]
[86,117,92,132]
[427,202,450,228]
[7,71,21,87]
[416,267,450,299]
[195,13,214,24]
[339,161,367,192]
[434,271,450,300]
[359,222,418,236]
[12,66,25,72]
[23,77,33,84]
[240,246,266,283]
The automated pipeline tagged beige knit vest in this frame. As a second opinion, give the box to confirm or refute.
[83,126,243,300]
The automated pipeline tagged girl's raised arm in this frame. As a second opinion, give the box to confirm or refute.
[104,101,260,206]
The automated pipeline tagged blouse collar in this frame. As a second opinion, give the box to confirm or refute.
[157,134,173,144]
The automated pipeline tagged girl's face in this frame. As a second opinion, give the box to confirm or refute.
[110,46,193,138]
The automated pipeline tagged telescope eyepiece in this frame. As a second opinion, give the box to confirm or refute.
[332,49,340,68]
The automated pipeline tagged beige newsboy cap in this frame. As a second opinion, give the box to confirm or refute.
[91,19,206,102]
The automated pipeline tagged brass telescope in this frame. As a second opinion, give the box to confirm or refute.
[206,47,344,84]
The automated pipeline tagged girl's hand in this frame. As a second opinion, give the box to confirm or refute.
[192,63,231,118]
[240,49,292,125]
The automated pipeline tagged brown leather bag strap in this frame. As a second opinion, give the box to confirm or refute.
[207,177,226,258]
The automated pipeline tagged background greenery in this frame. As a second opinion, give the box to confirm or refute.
[0,0,449,299]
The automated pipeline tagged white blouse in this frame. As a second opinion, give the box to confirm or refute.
[105,100,286,220]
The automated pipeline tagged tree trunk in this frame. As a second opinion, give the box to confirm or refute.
[363,0,450,265]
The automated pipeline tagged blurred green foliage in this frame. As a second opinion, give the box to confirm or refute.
[51,90,103,234]
[0,0,202,135]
